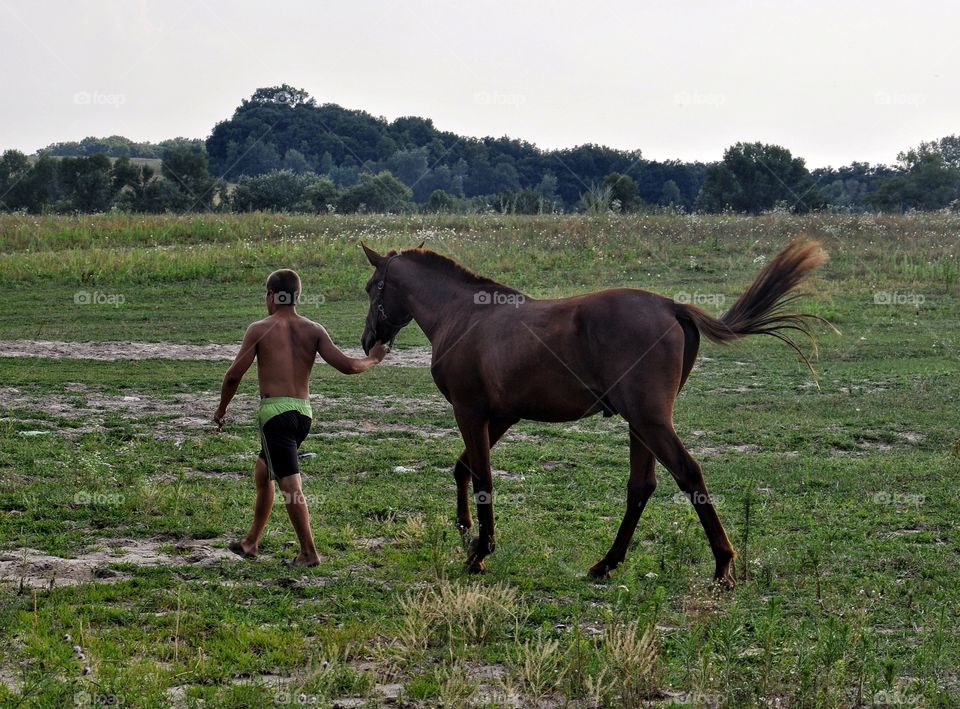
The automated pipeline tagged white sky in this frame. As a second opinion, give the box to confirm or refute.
[1,0,956,168]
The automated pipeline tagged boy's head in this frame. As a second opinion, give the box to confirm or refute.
[266,269,301,312]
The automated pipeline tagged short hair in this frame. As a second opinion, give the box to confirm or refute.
[266,269,301,306]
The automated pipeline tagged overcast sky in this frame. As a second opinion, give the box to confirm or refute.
[1,0,956,168]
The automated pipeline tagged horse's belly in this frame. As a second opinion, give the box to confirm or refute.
[493,387,605,423]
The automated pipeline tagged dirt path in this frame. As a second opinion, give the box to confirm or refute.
[0,339,433,367]
[0,536,244,588]
[0,384,455,441]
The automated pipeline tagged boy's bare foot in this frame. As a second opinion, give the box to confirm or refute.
[228,540,257,559]
[285,552,321,567]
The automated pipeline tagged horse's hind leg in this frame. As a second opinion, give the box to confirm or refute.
[453,417,516,534]
[588,429,656,579]
[634,421,736,586]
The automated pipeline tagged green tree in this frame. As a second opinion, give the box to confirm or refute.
[660,179,682,207]
[867,149,960,211]
[20,156,62,213]
[535,171,560,210]
[603,172,639,211]
[282,149,311,174]
[304,177,341,213]
[425,189,456,213]
[57,154,115,212]
[914,135,960,169]
[232,170,320,212]
[112,157,157,212]
[337,171,412,213]
[697,142,825,214]
[161,145,215,211]
[0,150,32,210]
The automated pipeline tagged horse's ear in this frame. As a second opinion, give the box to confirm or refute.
[360,241,385,268]
[415,240,425,250]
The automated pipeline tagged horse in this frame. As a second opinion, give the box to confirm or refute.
[359,238,829,585]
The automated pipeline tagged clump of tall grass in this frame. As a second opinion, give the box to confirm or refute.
[394,580,526,655]
[578,183,614,215]
[601,620,659,706]
[506,633,567,700]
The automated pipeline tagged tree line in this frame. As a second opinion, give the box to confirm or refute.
[2,85,958,214]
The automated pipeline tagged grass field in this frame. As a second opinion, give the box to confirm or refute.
[0,213,958,707]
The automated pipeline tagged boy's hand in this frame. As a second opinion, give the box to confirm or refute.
[370,341,390,362]
[213,406,227,432]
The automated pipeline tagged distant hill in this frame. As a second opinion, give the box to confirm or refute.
[37,136,203,160]
[16,85,955,213]
[205,85,707,210]
[28,153,163,173]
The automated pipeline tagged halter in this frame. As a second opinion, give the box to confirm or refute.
[368,254,413,342]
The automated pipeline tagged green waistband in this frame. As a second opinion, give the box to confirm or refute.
[257,397,313,427]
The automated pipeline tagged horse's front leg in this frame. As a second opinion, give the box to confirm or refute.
[453,451,473,537]
[454,410,494,574]
[451,417,517,544]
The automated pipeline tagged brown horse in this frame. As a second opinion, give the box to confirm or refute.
[360,239,828,585]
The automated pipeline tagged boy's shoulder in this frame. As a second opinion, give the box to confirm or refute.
[295,314,323,330]
[246,317,272,332]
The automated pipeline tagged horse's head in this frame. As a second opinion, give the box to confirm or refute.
[360,242,414,354]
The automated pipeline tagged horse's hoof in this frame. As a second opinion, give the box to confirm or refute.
[713,573,736,589]
[587,562,611,580]
[456,522,472,536]
[466,558,486,574]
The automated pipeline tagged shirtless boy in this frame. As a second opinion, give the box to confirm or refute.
[214,269,388,566]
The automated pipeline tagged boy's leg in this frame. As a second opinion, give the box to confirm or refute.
[277,473,320,566]
[239,457,273,555]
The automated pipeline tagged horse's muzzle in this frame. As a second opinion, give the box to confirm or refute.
[361,328,375,355]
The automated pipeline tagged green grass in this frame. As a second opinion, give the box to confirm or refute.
[0,213,958,707]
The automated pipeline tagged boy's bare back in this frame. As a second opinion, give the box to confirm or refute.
[249,313,324,399]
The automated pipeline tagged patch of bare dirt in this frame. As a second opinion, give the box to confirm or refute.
[689,443,760,457]
[356,537,388,550]
[0,339,432,367]
[0,536,244,589]
[0,384,259,439]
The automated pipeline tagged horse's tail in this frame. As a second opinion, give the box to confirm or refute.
[675,238,836,377]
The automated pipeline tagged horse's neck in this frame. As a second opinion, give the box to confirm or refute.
[400,261,476,343]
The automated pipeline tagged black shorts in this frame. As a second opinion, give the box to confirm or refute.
[258,410,312,479]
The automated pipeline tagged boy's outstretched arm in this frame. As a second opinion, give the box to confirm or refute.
[317,324,388,374]
[214,324,259,430]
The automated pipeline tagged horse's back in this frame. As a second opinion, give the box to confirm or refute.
[437,287,687,422]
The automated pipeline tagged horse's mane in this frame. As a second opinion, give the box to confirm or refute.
[399,248,523,295]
